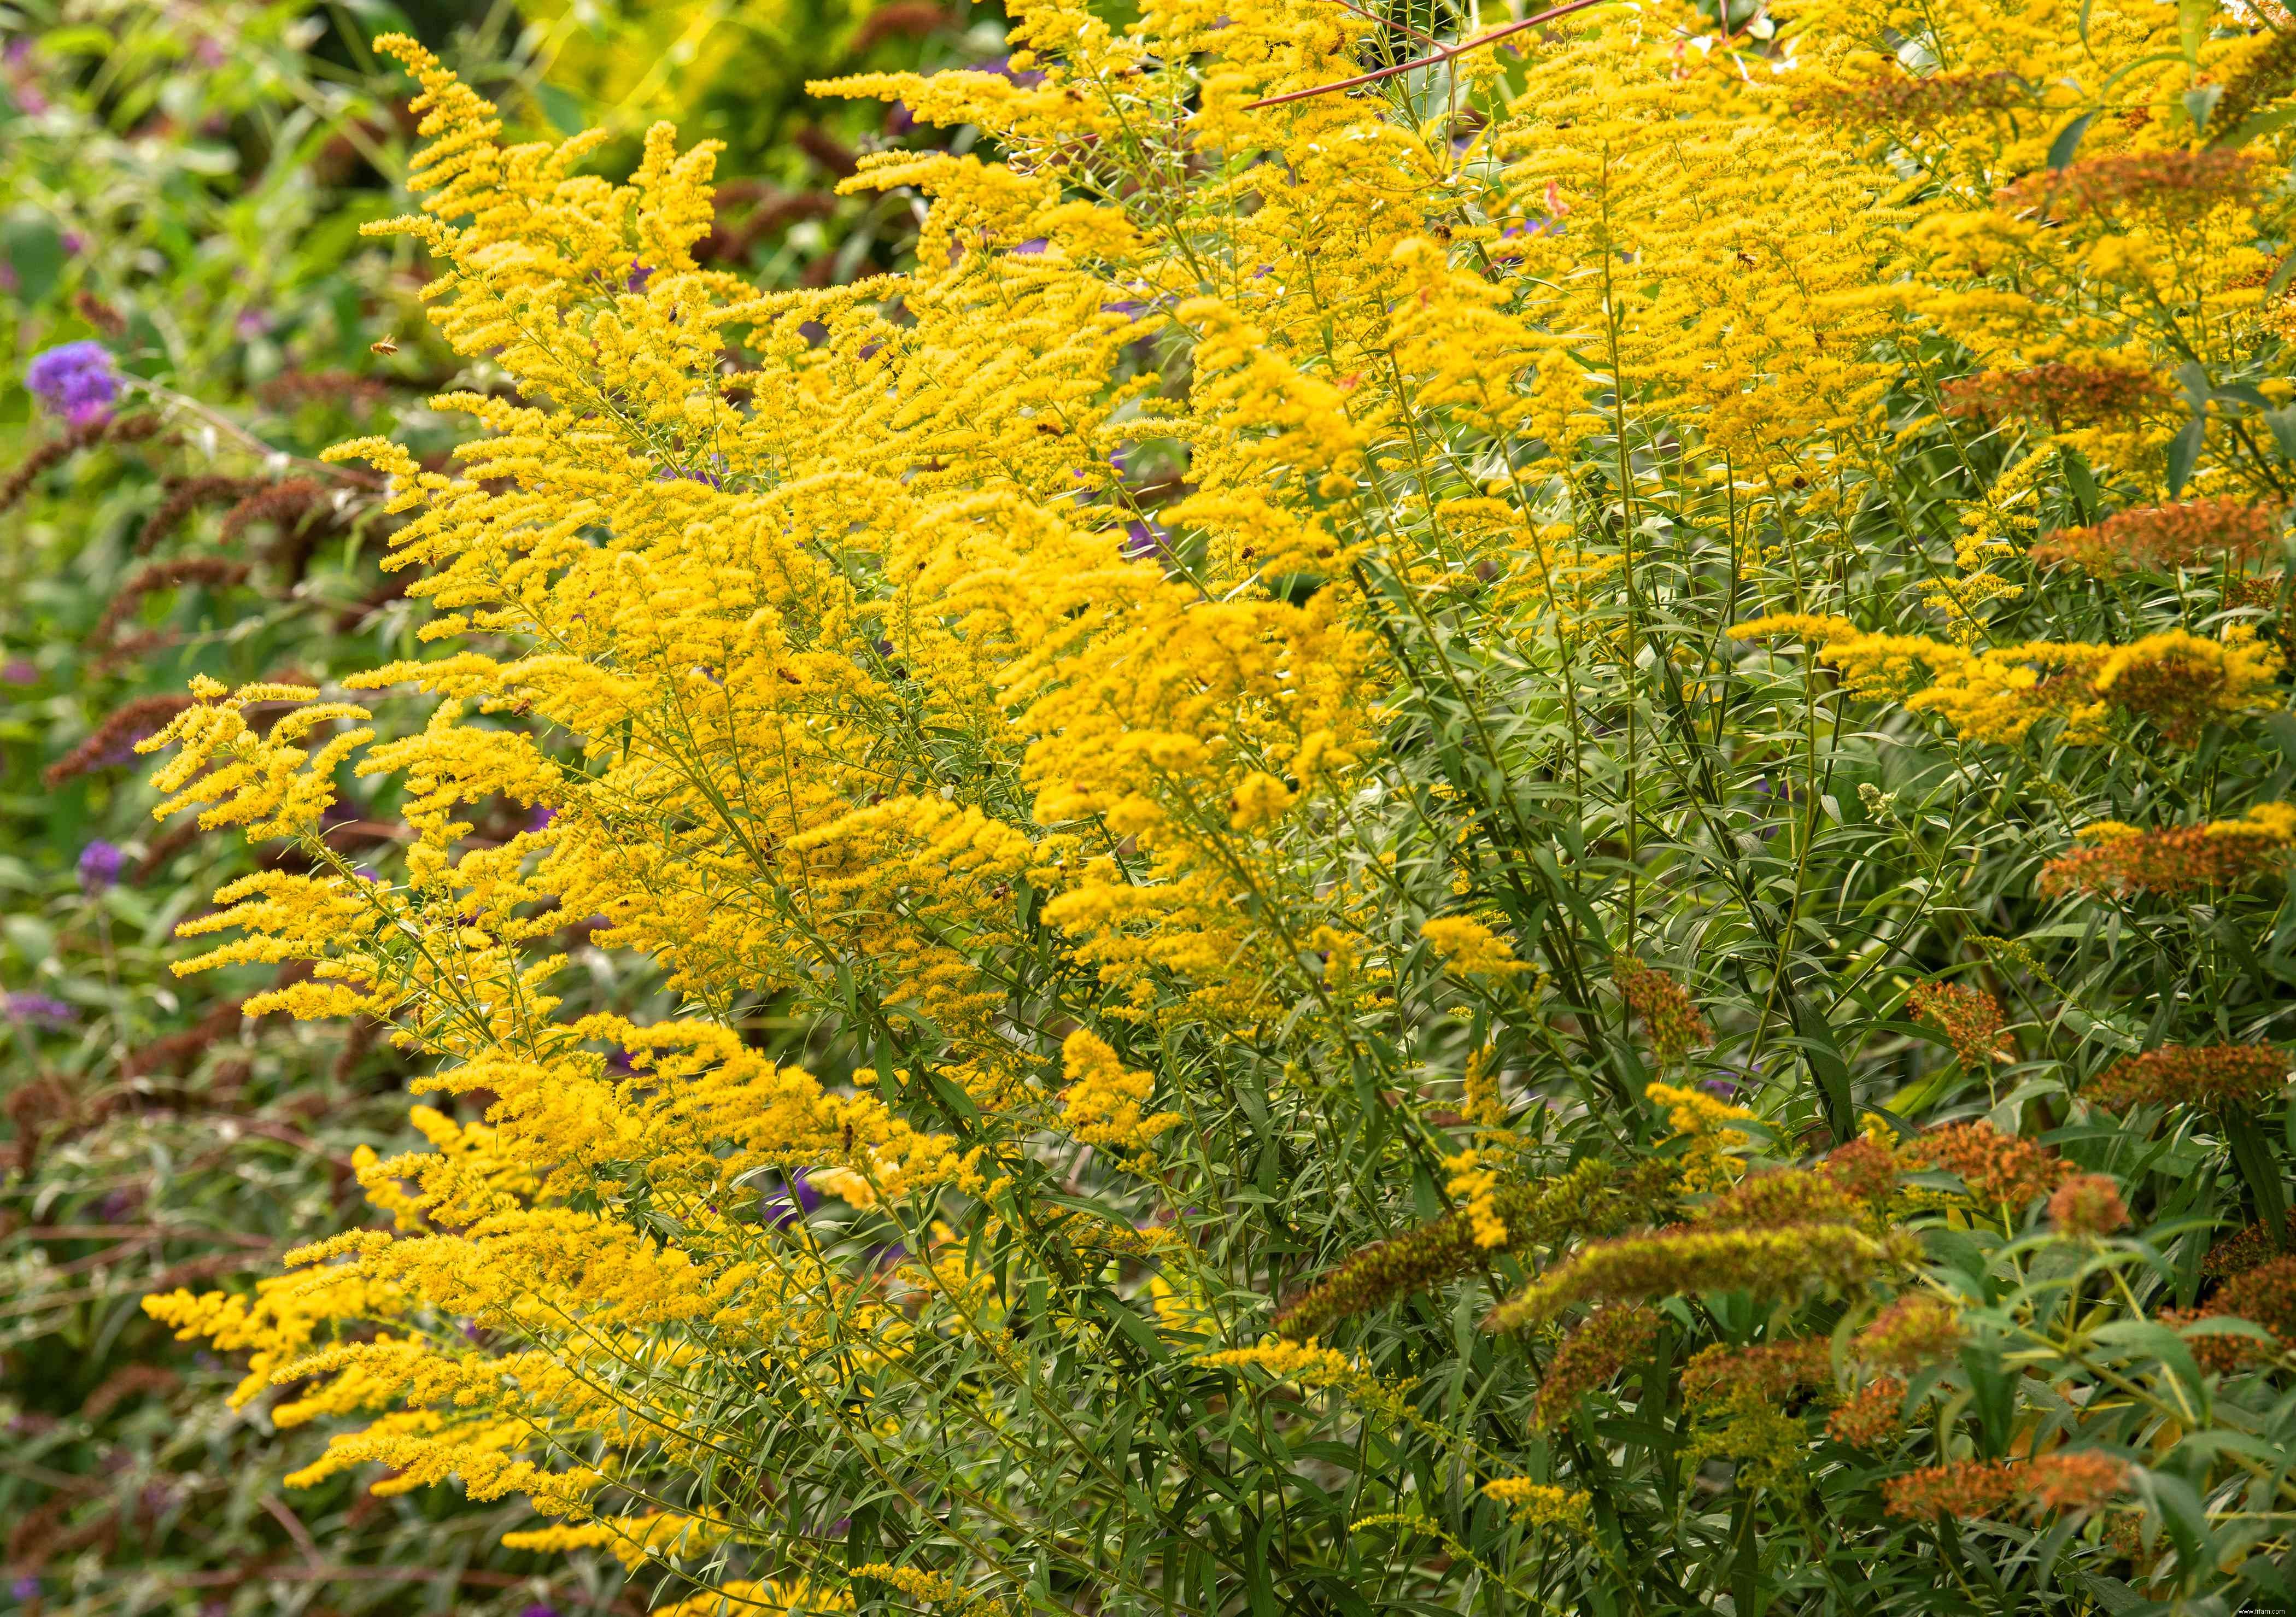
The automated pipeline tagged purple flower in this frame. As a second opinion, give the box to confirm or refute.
[974,55,1045,87]
[11,1575,40,1601]
[764,1168,822,1228]
[2,659,36,686]
[78,839,122,890]
[526,805,557,834]
[235,309,272,339]
[59,231,85,257]
[1698,1077,1739,1100]
[519,1606,559,1617]
[1012,237,1048,256]
[5,992,74,1026]
[26,341,120,426]
[1124,519,1169,560]
[886,101,914,136]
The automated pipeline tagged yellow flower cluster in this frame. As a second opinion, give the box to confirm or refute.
[127,0,2296,1606]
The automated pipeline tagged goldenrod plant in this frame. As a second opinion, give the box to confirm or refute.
[131,0,2296,1611]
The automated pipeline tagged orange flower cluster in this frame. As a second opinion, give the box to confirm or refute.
[2087,1044,2288,1113]
[2029,499,2281,577]
[1940,364,2168,430]
[2048,1174,2129,1237]
[1825,1376,1907,1446]
[1884,1451,2129,1521]
[1819,1138,1901,1206]
[1794,71,2025,129]
[2039,816,2296,899]
[1911,1120,2070,1208]
[2204,1214,2296,1279]
[2211,1255,2296,1354]
[1613,956,1711,1066]
[1856,1297,1962,1373]
[1681,1338,1830,1409]
[2000,151,2265,226]
[2095,631,2283,745]
[1530,1304,1659,1431]
[1906,981,2012,1070]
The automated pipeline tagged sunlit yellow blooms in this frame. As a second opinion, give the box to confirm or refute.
[1648,1082,1758,1196]
[1420,917,1527,977]
[1057,1029,1179,1151]
[1733,616,2283,745]
[1444,1152,1508,1250]
[1481,1479,1592,1534]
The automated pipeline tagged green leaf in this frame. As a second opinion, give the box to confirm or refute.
[2,213,65,309]
[2047,111,2096,171]
[2166,415,2206,495]
[2178,0,2213,67]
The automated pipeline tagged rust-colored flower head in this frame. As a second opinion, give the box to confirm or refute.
[2087,1045,2289,1114]
[2048,1174,2129,1238]
[1613,956,1710,1067]
[2039,806,2296,899]
[1910,1120,2070,1208]
[1856,1297,1962,1373]
[1680,1338,1830,1409]
[1999,151,2265,227]
[2029,499,2282,578]
[1530,1304,1659,1431]
[1794,71,2025,130]
[2020,1451,2134,1516]
[1825,1375,1907,1446]
[1906,980,2012,1069]
[1941,363,2169,431]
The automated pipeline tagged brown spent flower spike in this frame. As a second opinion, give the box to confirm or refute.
[1612,956,1711,1066]
[1856,1297,1962,1373]
[1910,1120,2070,1208]
[1793,71,2026,129]
[1941,364,2170,430]
[2048,1174,2129,1237]
[1530,1304,1659,1431]
[2039,818,2296,898]
[1906,981,2012,1070]
[1999,151,2265,226]
[2086,1044,2289,1114]
[2029,499,2282,577]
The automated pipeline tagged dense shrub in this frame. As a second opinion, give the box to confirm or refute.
[28,0,2296,1612]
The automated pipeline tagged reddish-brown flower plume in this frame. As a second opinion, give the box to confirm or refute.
[1531,1304,1660,1430]
[2030,499,2281,577]
[1613,956,1711,1065]
[1907,981,2012,1069]
[1910,1120,2070,1208]
[2048,1174,2129,1237]
[1856,1297,1962,1373]
[2087,1045,2288,1114]
[1941,364,2169,430]
[2040,819,2296,899]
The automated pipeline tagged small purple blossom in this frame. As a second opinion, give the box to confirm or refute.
[1012,237,1049,256]
[1698,1077,1739,1100]
[1124,519,1169,560]
[5,992,74,1026]
[519,1605,560,1617]
[526,805,557,834]
[764,1168,822,1228]
[78,839,122,890]
[11,1575,40,1602]
[2,659,36,686]
[26,341,121,426]
[235,309,272,340]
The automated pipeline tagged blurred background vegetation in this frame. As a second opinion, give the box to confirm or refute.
[0,2,1002,1610]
